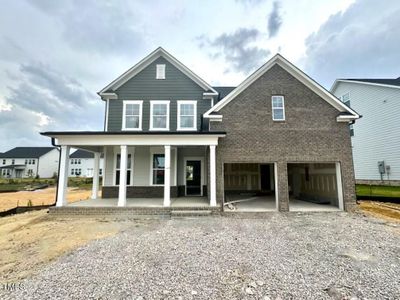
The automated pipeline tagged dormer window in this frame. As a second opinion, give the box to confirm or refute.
[156,64,165,79]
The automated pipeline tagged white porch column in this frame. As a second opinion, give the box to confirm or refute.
[56,145,70,207]
[210,145,217,206]
[164,145,171,207]
[336,162,344,210]
[118,145,128,207]
[91,152,100,200]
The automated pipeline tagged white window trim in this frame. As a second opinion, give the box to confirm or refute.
[156,64,166,80]
[271,95,285,121]
[112,147,134,186]
[177,100,197,131]
[150,147,165,186]
[122,100,143,131]
[150,100,170,131]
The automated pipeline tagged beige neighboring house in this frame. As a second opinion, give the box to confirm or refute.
[0,147,59,178]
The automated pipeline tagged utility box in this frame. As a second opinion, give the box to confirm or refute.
[378,161,385,174]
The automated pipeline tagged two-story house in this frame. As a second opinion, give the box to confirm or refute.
[331,77,400,185]
[69,149,104,178]
[42,47,359,212]
[0,147,59,178]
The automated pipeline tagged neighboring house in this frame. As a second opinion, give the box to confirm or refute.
[42,47,359,211]
[331,77,400,185]
[69,149,104,177]
[0,147,59,178]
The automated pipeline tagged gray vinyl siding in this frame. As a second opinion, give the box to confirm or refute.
[332,82,400,181]
[107,57,211,132]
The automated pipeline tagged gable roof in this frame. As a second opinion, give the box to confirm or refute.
[0,147,56,159]
[70,149,94,159]
[204,54,360,121]
[98,47,218,98]
[331,77,400,91]
[213,86,236,102]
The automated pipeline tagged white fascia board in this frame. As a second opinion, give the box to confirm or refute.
[331,79,400,92]
[99,92,118,100]
[204,54,360,120]
[98,47,217,94]
[51,134,225,147]
[336,115,358,122]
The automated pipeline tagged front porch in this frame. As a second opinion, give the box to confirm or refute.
[42,131,225,209]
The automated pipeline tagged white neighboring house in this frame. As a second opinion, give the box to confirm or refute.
[331,77,400,185]
[69,149,104,178]
[0,147,59,178]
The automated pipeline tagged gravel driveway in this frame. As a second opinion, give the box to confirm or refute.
[2,212,399,299]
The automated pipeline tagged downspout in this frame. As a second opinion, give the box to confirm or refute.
[51,137,61,207]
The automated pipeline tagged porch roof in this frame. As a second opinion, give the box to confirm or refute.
[40,131,226,148]
[0,164,26,169]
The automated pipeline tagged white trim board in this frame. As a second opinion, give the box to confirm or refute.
[203,54,360,121]
[331,79,400,92]
[98,47,218,96]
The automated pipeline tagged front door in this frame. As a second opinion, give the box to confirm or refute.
[186,160,201,196]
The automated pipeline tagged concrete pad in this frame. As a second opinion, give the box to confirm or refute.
[289,199,340,212]
[224,195,277,212]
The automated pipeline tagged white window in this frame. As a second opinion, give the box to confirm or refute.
[122,100,143,130]
[25,159,28,165]
[151,153,165,185]
[32,159,35,165]
[2,159,5,165]
[115,153,132,186]
[156,64,165,79]
[150,101,170,130]
[340,92,351,107]
[71,168,75,175]
[272,95,285,121]
[11,159,15,164]
[177,100,197,130]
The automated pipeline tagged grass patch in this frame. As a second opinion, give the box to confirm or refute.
[356,184,400,198]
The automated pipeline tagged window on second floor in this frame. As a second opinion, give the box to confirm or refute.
[122,100,143,130]
[272,95,285,121]
[2,159,5,165]
[340,92,351,107]
[156,64,165,79]
[11,159,15,165]
[150,101,170,130]
[177,101,197,130]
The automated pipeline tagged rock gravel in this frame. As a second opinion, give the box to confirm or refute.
[1,212,399,299]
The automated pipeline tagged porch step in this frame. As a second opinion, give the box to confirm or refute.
[171,210,213,217]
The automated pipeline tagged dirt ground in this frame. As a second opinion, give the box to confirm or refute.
[358,200,400,223]
[0,187,92,212]
[0,210,130,281]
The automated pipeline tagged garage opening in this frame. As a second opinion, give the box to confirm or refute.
[287,163,342,211]
[223,163,276,211]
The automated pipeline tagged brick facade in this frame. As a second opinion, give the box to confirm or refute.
[210,64,357,211]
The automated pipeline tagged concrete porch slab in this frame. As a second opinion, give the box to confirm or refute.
[289,199,340,212]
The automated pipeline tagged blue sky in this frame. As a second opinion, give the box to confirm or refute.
[0,0,399,151]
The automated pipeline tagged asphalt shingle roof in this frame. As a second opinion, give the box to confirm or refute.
[0,147,56,158]
[212,86,236,101]
[345,77,400,87]
[70,149,95,159]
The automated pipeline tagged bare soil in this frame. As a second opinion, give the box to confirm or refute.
[358,200,400,222]
[0,210,128,281]
[0,187,92,212]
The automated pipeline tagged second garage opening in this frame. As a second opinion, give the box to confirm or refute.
[287,163,342,211]
[223,163,276,211]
